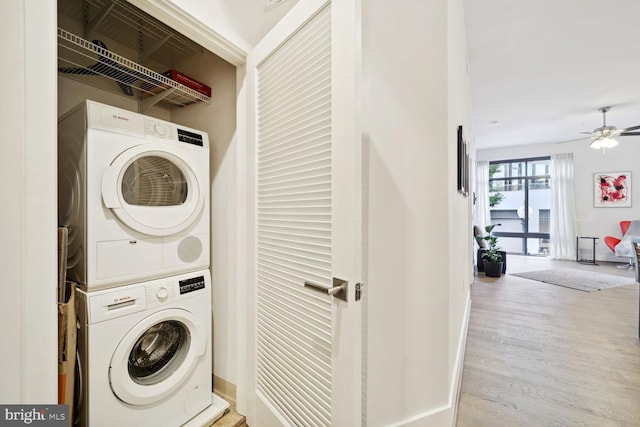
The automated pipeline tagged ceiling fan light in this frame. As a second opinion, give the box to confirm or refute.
[600,136,618,148]
[590,139,603,150]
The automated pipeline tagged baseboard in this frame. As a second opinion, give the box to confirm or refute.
[213,374,237,404]
[389,291,472,427]
[451,292,472,426]
[388,404,452,427]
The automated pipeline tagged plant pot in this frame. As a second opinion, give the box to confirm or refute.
[477,249,507,273]
[483,260,504,277]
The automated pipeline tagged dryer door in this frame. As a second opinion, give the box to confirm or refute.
[109,308,206,405]
[102,146,204,236]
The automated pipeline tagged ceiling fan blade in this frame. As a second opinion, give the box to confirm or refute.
[619,125,640,133]
[555,136,595,144]
[620,132,640,136]
[579,131,595,135]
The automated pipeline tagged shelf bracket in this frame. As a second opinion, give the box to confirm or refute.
[86,0,118,37]
[140,87,177,112]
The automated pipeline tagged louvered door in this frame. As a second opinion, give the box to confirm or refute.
[247,0,361,426]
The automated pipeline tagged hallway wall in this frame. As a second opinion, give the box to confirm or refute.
[363,0,473,424]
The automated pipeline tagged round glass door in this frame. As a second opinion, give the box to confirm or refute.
[128,320,190,386]
[109,309,205,405]
[102,147,205,236]
[121,156,188,208]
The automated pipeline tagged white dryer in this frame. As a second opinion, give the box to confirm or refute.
[58,100,209,290]
[75,270,227,427]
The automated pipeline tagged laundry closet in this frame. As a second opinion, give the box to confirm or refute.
[9,0,471,425]
[56,0,240,422]
[54,0,372,425]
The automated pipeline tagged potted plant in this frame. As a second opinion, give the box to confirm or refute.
[480,223,503,277]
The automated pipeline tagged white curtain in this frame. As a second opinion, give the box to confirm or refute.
[475,161,491,230]
[549,153,577,259]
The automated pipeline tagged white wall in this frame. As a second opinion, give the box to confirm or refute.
[447,0,474,418]
[363,0,472,424]
[0,0,57,403]
[477,135,640,262]
[170,53,239,387]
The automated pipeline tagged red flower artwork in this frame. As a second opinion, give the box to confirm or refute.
[598,173,628,203]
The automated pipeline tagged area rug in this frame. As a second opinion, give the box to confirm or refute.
[510,268,637,292]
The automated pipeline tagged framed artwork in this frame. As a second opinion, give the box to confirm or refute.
[457,125,469,197]
[594,171,631,207]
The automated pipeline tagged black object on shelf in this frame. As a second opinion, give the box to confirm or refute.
[58,40,146,96]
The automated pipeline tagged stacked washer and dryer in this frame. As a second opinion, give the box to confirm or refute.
[58,100,228,426]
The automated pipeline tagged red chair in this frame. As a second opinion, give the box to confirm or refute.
[621,220,631,235]
[604,220,633,268]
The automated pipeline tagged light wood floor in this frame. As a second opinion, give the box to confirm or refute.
[456,255,640,427]
[209,400,247,427]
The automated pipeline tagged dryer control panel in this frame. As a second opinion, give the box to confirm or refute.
[177,129,204,146]
[86,99,208,148]
[144,119,177,141]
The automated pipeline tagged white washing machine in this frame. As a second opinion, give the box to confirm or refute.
[75,270,227,427]
[58,100,210,291]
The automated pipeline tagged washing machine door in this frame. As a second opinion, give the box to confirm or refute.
[102,146,204,236]
[109,309,206,405]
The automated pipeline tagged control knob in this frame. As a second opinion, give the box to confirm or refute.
[153,122,167,137]
[156,287,169,301]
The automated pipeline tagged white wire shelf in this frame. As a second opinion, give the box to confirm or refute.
[58,28,211,109]
[58,0,203,66]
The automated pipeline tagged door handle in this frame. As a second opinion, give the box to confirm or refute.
[304,277,348,302]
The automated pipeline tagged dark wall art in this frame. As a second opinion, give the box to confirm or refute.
[457,125,469,197]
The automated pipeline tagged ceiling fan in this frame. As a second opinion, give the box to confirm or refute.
[561,106,640,149]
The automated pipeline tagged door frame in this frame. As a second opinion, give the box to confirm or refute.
[25,0,362,417]
[3,0,58,403]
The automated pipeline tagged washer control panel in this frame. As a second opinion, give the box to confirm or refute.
[178,275,206,294]
[143,274,207,307]
[85,270,210,323]
[156,286,169,301]
[145,282,176,306]
[87,285,147,324]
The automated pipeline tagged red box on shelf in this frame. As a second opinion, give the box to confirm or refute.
[162,70,211,98]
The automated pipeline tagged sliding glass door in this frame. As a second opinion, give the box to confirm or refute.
[488,157,551,255]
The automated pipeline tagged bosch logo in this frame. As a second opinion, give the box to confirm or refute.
[112,114,130,121]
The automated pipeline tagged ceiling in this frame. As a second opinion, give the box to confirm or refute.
[174,0,639,151]
[171,0,298,48]
[464,0,640,149]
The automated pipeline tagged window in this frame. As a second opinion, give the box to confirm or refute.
[488,157,551,255]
